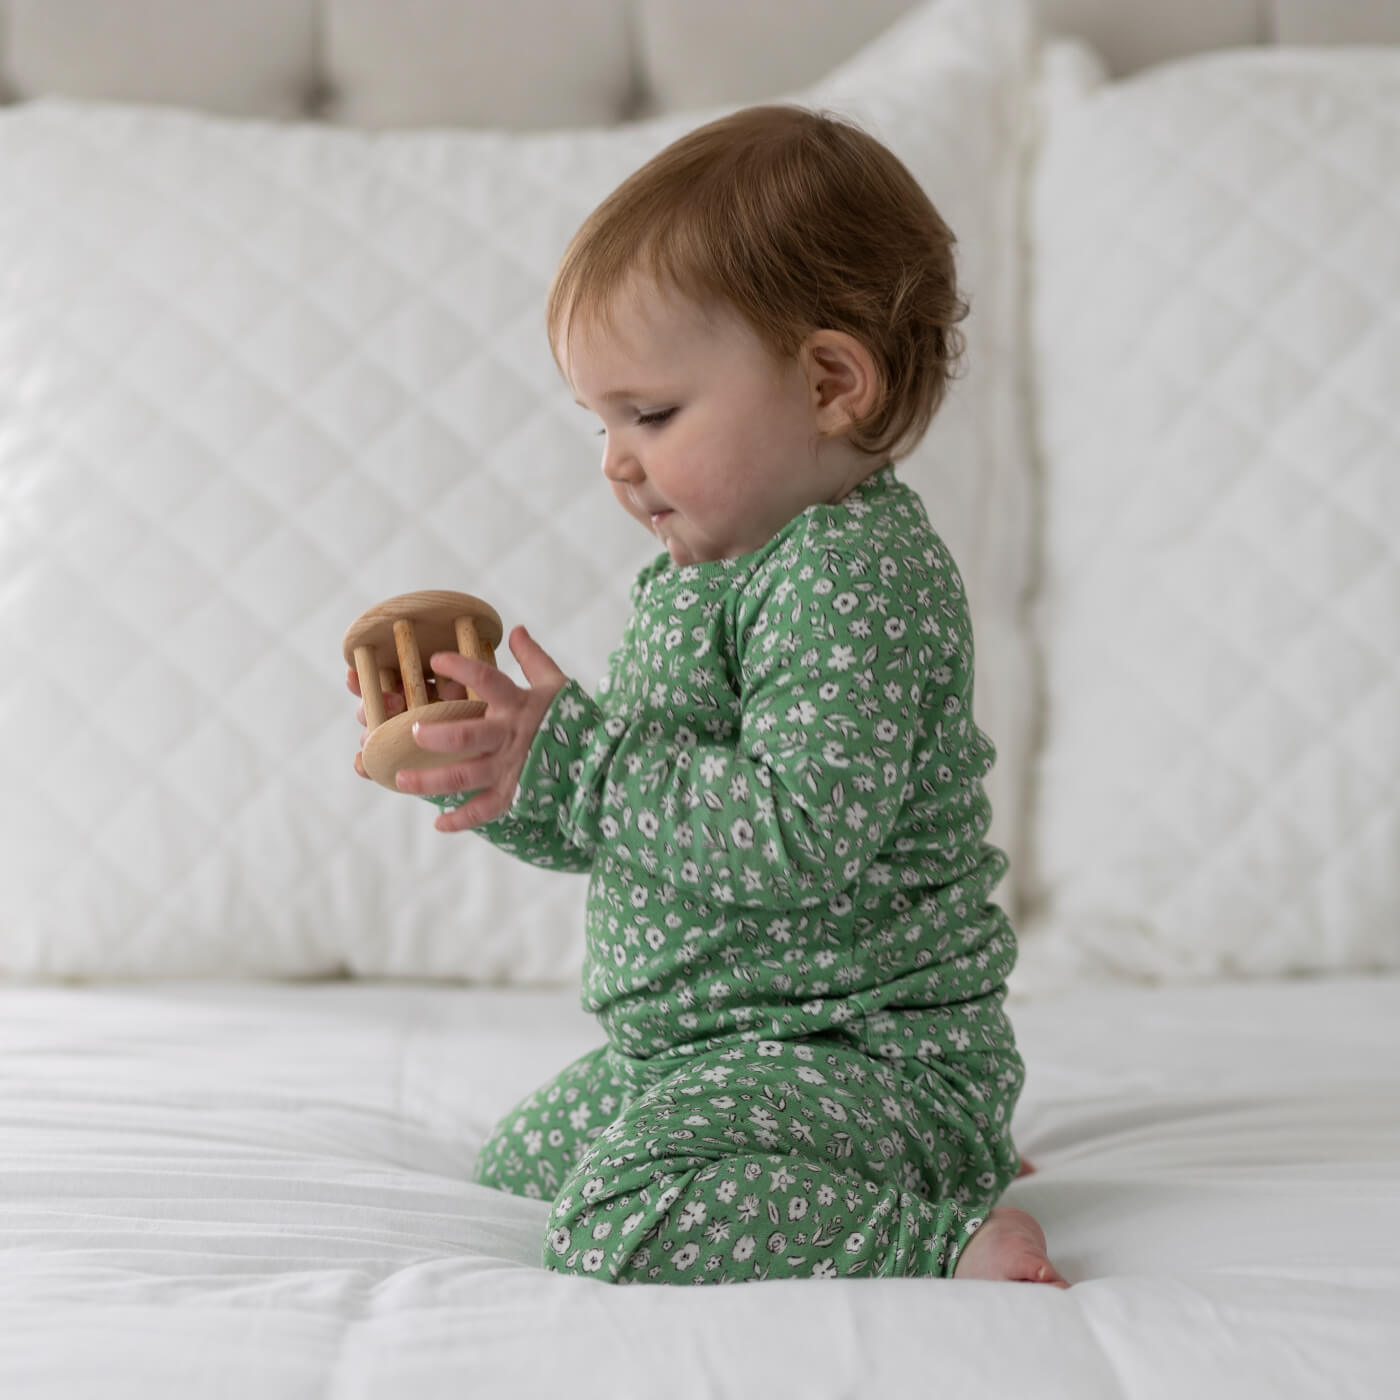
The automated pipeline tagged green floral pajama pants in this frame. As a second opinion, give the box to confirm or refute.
[473,1022,1023,1284]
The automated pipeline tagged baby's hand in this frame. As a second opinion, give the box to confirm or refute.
[398,625,567,833]
[344,668,468,779]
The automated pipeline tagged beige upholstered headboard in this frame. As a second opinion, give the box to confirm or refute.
[1,0,1398,129]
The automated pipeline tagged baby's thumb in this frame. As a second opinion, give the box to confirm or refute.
[510,626,566,690]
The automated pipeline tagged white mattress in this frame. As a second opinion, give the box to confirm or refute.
[2,975,1398,1399]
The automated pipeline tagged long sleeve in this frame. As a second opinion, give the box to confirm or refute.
[421,787,593,874]
[510,515,969,911]
[470,806,595,874]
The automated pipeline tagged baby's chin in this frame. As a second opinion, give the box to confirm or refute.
[651,519,700,567]
[660,532,725,568]
[646,514,737,568]
[662,535,699,567]
[659,527,763,568]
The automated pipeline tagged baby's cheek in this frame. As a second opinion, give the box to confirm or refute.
[609,481,647,522]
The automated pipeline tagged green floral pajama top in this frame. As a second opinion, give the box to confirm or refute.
[471,465,1024,1283]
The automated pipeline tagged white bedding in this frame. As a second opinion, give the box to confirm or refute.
[2,975,1397,1399]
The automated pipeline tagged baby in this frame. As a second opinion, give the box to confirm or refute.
[351,105,1066,1288]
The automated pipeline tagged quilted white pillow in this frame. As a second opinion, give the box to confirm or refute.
[1020,45,1400,986]
[0,0,1036,980]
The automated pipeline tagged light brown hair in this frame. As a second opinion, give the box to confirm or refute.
[547,104,968,460]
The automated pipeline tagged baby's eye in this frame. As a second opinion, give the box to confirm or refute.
[593,408,676,436]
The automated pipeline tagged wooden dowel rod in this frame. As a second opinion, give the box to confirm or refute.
[454,615,485,660]
[394,619,429,710]
[354,646,387,731]
[455,615,489,702]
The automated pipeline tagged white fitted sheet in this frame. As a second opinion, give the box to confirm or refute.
[1,974,1397,1399]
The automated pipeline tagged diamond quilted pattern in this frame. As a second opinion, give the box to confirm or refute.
[1022,49,1400,983]
[0,0,1036,979]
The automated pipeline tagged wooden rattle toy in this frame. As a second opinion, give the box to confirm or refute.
[343,590,503,792]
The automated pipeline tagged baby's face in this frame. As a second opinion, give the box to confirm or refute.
[559,277,835,567]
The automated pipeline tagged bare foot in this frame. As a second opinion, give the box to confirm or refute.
[953,1206,1070,1288]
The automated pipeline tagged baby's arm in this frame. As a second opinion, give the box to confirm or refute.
[508,535,964,909]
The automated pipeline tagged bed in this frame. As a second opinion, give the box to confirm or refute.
[3,975,1397,1396]
[1,2,1397,1397]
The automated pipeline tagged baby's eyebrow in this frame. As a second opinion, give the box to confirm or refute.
[574,389,654,407]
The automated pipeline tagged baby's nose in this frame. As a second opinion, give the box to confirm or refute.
[602,440,644,483]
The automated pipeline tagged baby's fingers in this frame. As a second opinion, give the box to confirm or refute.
[411,715,508,756]
[430,652,519,707]
[397,753,496,798]
[432,784,513,833]
[354,691,406,727]
[347,667,408,725]
[509,626,567,693]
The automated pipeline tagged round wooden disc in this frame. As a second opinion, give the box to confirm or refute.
[360,700,487,791]
[342,591,503,668]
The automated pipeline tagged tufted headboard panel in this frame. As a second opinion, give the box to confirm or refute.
[1,0,1399,129]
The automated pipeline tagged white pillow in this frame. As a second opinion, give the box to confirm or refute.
[0,0,1036,980]
[1020,45,1400,988]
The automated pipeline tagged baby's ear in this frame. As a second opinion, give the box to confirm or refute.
[800,331,880,436]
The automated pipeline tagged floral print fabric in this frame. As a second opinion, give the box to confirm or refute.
[475,1025,1020,1282]
[472,466,1023,1281]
